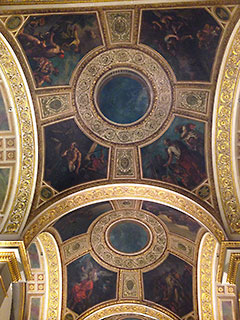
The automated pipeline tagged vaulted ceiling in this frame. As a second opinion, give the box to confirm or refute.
[0,1,240,320]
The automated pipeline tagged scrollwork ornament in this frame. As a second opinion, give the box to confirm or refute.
[0,34,36,234]
[89,209,167,270]
[74,48,173,145]
[199,233,217,320]
[39,232,61,320]
[214,24,240,233]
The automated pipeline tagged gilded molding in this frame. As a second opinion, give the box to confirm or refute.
[0,241,31,280]
[227,253,240,284]
[78,302,179,320]
[198,233,217,320]
[23,185,225,247]
[214,23,240,233]
[38,232,61,320]
[0,252,21,282]
[217,241,240,282]
[0,34,37,234]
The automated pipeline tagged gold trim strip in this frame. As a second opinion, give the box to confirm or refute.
[23,185,225,247]
[38,232,61,320]
[0,252,21,282]
[0,34,37,234]
[198,233,217,320]
[214,22,240,234]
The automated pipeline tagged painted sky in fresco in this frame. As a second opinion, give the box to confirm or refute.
[18,14,102,87]
[142,201,201,241]
[53,201,112,241]
[140,9,221,81]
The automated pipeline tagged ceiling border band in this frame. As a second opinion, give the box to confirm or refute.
[213,19,240,235]
[22,184,226,247]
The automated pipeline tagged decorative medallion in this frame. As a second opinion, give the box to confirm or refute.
[115,148,135,177]
[176,90,208,113]
[89,209,167,270]
[75,48,173,145]
[39,94,71,118]
[106,11,132,43]
[119,270,140,299]
[6,15,23,30]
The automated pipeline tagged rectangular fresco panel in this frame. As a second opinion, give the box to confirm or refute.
[44,119,109,192]
[142,201,201,241]
[0,89,9,130]
[140,9,221,81]
[18,14,102,87]
[53,201,112,241]
[141,116,206,191]
[29,297,41,320]
[67,253,117,315]
[143,253,193,317]
[0,168,10,210]
[28,243,40,269]
[222,300,234,320]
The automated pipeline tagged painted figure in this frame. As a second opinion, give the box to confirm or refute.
[141,117,206,190]
[140,9,221,81]
[18,14,102,86]
[68,254,116,315]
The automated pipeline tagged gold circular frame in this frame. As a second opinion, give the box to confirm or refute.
[75,48,173,145]
[89,209,167,270]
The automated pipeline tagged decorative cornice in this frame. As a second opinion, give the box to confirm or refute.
[23,185,226,247]
[198,233,218,320]
[0,34,37,234]
[0,241,31,280]
[213,21,240,234]
[0,252,21,282]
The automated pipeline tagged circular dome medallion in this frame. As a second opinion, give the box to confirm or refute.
[107,220,151,254]
[89,210,167,270]
[75,48,173,145]
[97,70,150,125]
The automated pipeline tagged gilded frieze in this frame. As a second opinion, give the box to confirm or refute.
[0,33,37,234]
[214,22,240,233]
[39,232,61,320]
[198,233,218,320]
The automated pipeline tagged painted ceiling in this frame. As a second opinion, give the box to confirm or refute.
[0,1,240,320]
